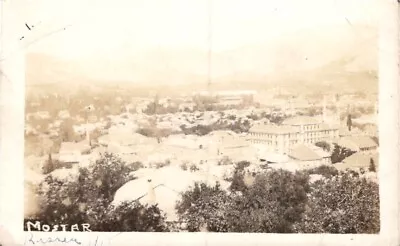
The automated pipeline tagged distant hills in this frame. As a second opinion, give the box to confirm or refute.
[26,23,378,95]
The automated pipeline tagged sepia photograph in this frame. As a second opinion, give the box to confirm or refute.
[16,0,383,235]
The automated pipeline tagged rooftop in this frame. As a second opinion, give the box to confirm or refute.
[249,124,298,134]
[338,136,378,149]
[289,144,330,161]
[337,152,379,170]
[282,116,321,126]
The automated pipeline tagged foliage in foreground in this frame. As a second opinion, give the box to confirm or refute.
[176,169,311,233]
[27,152,380,233]
[176,168,379,233]
[294,172,380,233]
[26,153,168,231]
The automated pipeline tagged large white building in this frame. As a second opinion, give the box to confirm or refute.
[247,116,339,155]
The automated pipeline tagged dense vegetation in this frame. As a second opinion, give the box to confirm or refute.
[25,153,379,233]
[25,153,169,232]
[176,169,379,233]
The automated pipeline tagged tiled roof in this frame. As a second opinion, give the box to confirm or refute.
[339,152,379,169]
[289,144,329,161]
[338,136,378,149]
[282,116,321,126]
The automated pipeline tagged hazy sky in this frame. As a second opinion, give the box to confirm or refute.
[5,0,380,59]
[2,0,381,84]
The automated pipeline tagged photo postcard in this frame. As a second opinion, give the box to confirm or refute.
[0,0,399,245]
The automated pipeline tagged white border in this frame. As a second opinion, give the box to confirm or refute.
[0,0,399,245]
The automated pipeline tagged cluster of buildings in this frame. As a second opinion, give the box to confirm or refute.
[25,89,379,173]
[24,90,380,224]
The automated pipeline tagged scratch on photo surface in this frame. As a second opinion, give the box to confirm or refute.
[0,24,72,62]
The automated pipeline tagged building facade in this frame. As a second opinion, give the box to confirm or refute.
[247,116,339,154]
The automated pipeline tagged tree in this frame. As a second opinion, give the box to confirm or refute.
[26,153,168,231]
[347,114,352,131]
[229,170,247,193]
[331,144,356,164]
[60,119,77,142]
[369,158,376,172]
[175,182,232,232]
[42,153,55,175]
[294,173,380,233]
[235,161,251,171]
[315,141,331,152]
[234,170,311,233]
[176,169,311,233]
[100,201,169,232]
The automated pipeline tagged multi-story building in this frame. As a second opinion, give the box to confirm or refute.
[247,116,339,155]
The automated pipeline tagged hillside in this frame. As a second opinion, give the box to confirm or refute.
[26,23,378,95]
